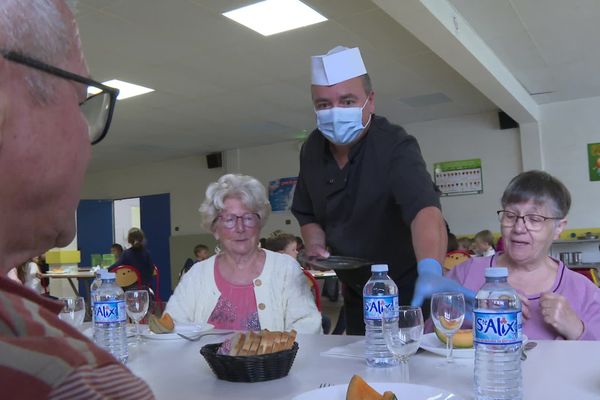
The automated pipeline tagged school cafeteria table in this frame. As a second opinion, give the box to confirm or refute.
[127,332,600,400]
[41,269,96,297]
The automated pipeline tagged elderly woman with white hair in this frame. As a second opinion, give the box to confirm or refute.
[165,174,322,334]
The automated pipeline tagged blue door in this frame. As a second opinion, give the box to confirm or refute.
[140,193,171,301]
[77,199,113,268]
[77,199,113,296]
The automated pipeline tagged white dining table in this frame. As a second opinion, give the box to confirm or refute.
[125,332,600,399]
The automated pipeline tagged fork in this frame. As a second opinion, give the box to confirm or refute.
[177,331,234,342]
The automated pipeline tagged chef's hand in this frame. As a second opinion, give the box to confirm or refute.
[540,292,584,340]
[410,259,477,317]
[300,243,330,270]
[304,243,329,258]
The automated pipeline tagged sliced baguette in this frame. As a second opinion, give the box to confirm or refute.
[272,332,284,353]
[257,331,274,355]
[239,332,254,356]
[248,331,261,355]
[228,333,244,356]
[284,329,297,350]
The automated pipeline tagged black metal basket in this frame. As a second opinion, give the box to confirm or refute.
[200,342,299,382]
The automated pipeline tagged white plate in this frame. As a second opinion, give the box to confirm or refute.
[292,382,464,400]
[420,332,474,358]
[420,332,527,358]
[141,322,214,340]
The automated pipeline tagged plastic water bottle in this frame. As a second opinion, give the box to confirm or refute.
[93,270,128,363]
[89,271,102,325]
[474,267,522,400]
[363,264,398,367]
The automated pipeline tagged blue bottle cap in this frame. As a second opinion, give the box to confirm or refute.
[485,267,508,278]
[99,269,116,279]
[371,264,388,272]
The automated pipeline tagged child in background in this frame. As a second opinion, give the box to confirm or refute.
[457,237,474,254]
[263,233,299,259]
[474,229,496,257]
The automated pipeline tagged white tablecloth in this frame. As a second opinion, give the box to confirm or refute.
[127,333,600,400]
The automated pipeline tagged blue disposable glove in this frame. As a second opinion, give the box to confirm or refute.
[410,258,476,318]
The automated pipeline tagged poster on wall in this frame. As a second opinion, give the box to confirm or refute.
[268,177,298,212]
[587,143,600,181]
[433,158,483,196]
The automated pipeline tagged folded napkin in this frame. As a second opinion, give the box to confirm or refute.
[321,339,365,359]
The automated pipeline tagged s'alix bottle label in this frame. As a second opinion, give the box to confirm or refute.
[474,310,522,344]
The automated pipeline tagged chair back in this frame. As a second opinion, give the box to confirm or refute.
[591,268,600,287]
[112,265,142,288]
[302,269,322,311]
[443,250,471,273]
[572,268,600,286]
[152,265,162,303]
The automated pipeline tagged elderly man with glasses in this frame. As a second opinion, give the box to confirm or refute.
[0,1,154,398]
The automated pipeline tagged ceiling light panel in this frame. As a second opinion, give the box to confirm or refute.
[223,0,327,36]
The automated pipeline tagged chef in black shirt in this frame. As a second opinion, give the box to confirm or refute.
[291,46,473,334]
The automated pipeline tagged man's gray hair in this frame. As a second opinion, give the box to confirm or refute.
[199,174,271,232]
[0,0,78,102]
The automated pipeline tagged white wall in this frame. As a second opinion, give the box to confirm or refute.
[405,111,522,236]
[113,197,140,248]
[82,156,222,236]
[540,96,600,230]
[232,140,303,237]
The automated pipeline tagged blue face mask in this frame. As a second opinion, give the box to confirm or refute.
[315,98,372,145]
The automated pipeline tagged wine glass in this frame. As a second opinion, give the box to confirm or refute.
[125,290,149,345]
[58,297,86,329]
[431,292,465,364]
[382,306,424,382]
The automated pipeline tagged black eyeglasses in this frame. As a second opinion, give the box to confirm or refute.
[497,210,563,231]
[1,49,119,145]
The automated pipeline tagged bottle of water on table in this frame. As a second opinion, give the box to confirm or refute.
[93,270,128,363]
[363,264,398,367]
[474,267,522,400]
[89,271,102,324]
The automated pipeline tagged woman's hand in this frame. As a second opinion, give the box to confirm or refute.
[518,293,531,319]
[539,292,584,340]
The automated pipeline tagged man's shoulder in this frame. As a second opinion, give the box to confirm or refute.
[369,115,412,145]
[301,129,325,155]
[0,282,122,395]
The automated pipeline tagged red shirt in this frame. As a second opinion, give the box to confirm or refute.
[0,276,154,399]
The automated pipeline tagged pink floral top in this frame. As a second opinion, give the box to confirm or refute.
[207,259,261,331]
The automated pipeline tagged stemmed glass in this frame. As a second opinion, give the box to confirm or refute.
[125,290,149,345]
[58,297,86,329]
[382,306,424,382]
[431,292,465,364]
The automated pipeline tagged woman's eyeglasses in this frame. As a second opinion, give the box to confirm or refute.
[214,213,260,229]
[497,210,562,231]
[1,49,119,145]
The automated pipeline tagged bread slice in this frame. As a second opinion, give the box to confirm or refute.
[257,331,274,355]
[228,333,245,356]
[284,329,297,350]
[239,332,254,356]
[272,332,285,353]
[248,331,261,355]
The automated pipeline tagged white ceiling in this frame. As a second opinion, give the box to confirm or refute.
[75,0,600,172]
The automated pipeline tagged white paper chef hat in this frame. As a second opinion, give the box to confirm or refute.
[311,46,367,86]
